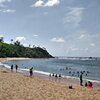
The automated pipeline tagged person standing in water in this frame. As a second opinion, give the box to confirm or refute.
[11,65,13,72]
[15,65,18,72]
[29,67,33,77]
[80,73,83,86]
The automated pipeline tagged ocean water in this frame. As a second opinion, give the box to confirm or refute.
[2,58,100,81]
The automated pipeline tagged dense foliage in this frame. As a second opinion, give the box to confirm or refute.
[0,42,53,58]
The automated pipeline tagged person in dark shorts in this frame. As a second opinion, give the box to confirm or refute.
[11,65,13,72]
[29,67,33,77]
[15,65,18,72]
[85,82,87,87]
[80,73,83,86]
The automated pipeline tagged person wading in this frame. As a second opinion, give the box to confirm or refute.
[29,67,33,77]
[80,73,83,86]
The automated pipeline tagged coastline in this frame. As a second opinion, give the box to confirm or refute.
[0,66,100,100]
[0,58,100,90]
[0,57,31,62]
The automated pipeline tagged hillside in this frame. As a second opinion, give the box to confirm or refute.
[0,42,53,58]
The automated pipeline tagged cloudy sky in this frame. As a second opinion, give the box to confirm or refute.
[0,0,100,57]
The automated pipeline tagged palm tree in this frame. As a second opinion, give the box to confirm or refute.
[11,39,13,44]
[33,45,35,48]
[0,37,4,42]
[29,44,31,48]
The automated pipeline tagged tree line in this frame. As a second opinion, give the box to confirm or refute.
[0,38,53,58]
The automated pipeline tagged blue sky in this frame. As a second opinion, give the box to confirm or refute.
[0,0,100,57]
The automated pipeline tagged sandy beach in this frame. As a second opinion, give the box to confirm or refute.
[0,58,100,100]
[0,66,100,100]
[0,57,31,62]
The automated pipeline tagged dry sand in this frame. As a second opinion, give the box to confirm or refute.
[0,67,100,100]
[0,57,30,61]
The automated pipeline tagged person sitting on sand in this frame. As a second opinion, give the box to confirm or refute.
[85,82,87,87]
[69,85,73,89]
[11,65,13,72]
[87,81,93,88]
[29,67,33,77]
[15,65,18,72]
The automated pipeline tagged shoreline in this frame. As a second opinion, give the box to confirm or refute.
[0,57,31,62]
[0,57,100,90]
[0,67,100,100]
[0,64,100,90]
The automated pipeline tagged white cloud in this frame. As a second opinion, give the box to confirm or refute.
[31,0,60,7]
[45,0,60,7]
[44,12,48,15]
[68,47,89,52]
[63,7,84,28]
[33,34,39,38]
[15,37,26,42]
[31,0,44,7]
[0,9,15,13]
[71,47,79,51]
[0,0,11,3]
[0,34,4,37]
[90,43,95,47]
[51,37,65,43]
[84,48,89,51]
[0,0,11,7]
[0,0,15,13]
[78,34,85,39]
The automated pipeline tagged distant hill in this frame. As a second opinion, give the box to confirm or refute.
[0,42,53,58]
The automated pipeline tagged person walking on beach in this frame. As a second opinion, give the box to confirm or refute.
[15,65,18,72]
[11,65,13,72]
[80,73,83,86]
[29,67,33,77]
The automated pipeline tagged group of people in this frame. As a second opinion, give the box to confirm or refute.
[11,64,18,72]
[49,73,62,78]
[11,64,34,77]
[10,65,93,88]
[85,81,93,88]
[60,67,90,79]
[80,72,93,88]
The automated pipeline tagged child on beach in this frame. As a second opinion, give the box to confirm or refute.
[87,81,93,88]
[85,82,87,87]
[85,81,93,88]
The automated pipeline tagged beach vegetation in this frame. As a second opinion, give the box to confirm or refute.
[0,41,53,58]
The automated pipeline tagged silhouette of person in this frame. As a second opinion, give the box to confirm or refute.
[85,82,87,87]
[29,67,33,77]
[87,81,93,88]
[59,74,61,77]
[15,65,18,72]
[55,74,57,78]
[11,65,13,72]
[80,73,83,86]
[52,73,54,76]
[49,73,51,77]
